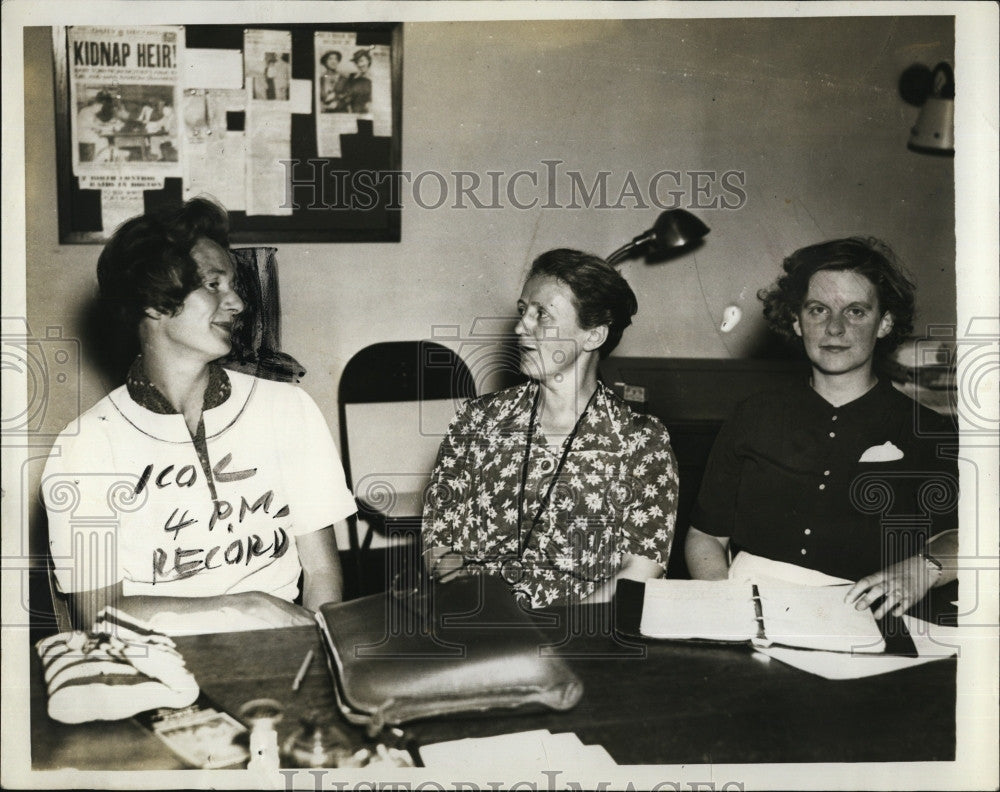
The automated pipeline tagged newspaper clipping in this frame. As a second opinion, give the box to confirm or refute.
[244,28,293,215]
[314,30,358,158]
[314,31,392,157]
[68,25,183,233]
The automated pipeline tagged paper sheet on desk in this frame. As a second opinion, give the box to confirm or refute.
[149,607,285,636]
[420,729,616,772]
[755,615,959,679]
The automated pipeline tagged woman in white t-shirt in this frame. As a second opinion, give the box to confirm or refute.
[43,197,357,634]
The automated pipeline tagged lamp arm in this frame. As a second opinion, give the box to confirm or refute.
[606,241,638,267]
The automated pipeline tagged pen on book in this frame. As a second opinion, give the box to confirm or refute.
[292,649,314,692]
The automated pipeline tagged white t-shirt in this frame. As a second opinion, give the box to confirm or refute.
[43,371,356,601]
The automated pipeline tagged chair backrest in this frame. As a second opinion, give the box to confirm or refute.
[338,340,478,405]
[342,399,463,520]
[47,556,74,634]
[337,341,478,550]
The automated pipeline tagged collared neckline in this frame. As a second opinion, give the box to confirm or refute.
[521,379,627,452]
[125,355,232,415]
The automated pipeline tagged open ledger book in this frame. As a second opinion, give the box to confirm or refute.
[639,579,886,653]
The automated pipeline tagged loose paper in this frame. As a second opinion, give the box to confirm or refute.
[182,49,243,90]
[245,104,292,216]
[369,43,393,137]
[243,29,292,215]
[756,615,960,679]
[182,88,248,209]
[289,79,312,114]
[420,730,617,773]
[313,32,392,156]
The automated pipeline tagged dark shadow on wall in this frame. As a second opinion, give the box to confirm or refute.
[742,325,802,360]
[78,297,138,391]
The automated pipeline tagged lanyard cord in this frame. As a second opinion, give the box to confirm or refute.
[516,382,599,558]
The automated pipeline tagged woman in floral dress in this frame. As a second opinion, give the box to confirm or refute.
[422,249,679,607]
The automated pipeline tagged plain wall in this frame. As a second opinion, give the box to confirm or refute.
[23,16,955,557]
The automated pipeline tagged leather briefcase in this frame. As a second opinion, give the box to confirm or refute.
[315,573,584,732]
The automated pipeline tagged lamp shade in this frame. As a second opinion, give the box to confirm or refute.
[908,97,954,154]
[645,209,711,253]
[606,209,710,267]
[908,62,955,155]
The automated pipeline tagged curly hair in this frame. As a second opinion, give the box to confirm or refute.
[757,237,915,356]
[96,197,230,334]
[527,248,638,358]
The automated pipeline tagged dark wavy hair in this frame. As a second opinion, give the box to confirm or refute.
[527,248,638,358]
[96,197,230,333]
[757,237,915,356]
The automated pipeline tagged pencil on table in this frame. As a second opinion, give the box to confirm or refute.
[292,649,314,691]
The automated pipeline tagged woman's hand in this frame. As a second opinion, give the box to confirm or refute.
[581,553,663,604]
[298,525,344,611]
[120,591,315,635]
[844,555,938,619]
[236,591,316,628]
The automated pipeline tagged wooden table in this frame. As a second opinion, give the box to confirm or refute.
[30,603,955,770]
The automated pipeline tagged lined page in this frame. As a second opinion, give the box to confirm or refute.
[756,582,885,653]
[639,579,756,642]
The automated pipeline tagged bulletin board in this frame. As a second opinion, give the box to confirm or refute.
[52,23,402,244]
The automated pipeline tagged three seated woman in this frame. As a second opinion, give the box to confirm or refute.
[43,198,957,632]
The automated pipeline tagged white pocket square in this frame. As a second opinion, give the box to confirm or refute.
[858,441,904,463]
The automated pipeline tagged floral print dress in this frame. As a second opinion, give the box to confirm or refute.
[422,381,679,607]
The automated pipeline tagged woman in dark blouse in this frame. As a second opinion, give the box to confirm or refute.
[686,238,958,618]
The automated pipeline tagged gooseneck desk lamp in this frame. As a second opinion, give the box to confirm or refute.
[606,209,710,268]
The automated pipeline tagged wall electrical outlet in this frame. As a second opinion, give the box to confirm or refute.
[623,384,647,403]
